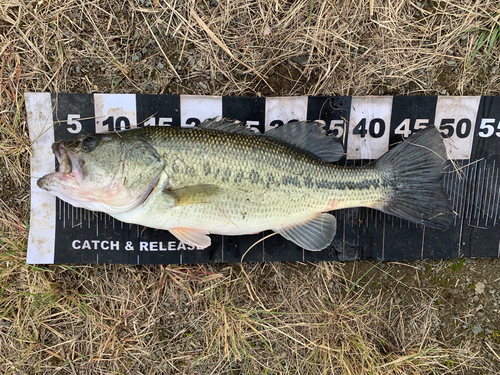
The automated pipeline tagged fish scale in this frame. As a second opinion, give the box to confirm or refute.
[141,126,381,218]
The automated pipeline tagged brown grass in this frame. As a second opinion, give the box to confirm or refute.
[1,0,500,373]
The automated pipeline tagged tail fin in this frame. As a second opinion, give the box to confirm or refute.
[375,126,453,230]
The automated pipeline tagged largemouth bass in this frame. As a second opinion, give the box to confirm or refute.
[37,119,452,251]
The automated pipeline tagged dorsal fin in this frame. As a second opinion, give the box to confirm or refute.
[197,117,257,136]
[265,122,344,162]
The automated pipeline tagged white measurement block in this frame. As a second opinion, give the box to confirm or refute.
[434,96,480,160]
[94,94,137,133]
[347,96,393,160]
[264,96,308,132]
[180,95,222,127]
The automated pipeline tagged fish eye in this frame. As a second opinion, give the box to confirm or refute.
[80,136,96,152]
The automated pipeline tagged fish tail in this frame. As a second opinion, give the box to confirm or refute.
[374,126,453,230]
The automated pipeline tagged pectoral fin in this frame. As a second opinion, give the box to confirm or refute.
[169,227,211,249]
[163,184,222,206]
[275,213,336,251]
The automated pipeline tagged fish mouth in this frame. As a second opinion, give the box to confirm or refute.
[37,142,83,191]
[53,143,71,174]
[52,142,81,176]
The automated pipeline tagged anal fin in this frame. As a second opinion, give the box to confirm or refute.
[170,228,211,249]
[275,213,337,251]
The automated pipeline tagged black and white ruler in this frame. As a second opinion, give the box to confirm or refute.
[26,93,500,265]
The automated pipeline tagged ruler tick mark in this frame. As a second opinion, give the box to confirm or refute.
[421,226,425,260]
[485,161,495,226]
[493,167,499,227]
[475,162,486,226]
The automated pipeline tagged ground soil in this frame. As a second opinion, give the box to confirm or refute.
[1,0,500,373]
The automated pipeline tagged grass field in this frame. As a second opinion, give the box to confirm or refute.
[1,0,500,373]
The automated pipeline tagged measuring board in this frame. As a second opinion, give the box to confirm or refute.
[26,93,500,265]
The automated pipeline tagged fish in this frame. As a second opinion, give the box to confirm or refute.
[37,118,453,251]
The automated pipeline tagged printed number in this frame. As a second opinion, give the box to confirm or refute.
[185,117,200,127]
[353,118,385,138]
[439,118,471,139]
[314,119,344,138]
[394,119,411,138]
[414,119,429,130]
[103,116,130,131]
[329,119,344,138]
[246,120,261,133]
[439,119,454,138]
[269,119,299,130]
[456,119,471,138]
[394,118,429,138]
[353,118,367,137]
[269,120,283,130]
[143,117,173,127]
[67,114,82,133]
[478,118,500,137]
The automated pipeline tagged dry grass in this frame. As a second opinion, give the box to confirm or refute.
[0,261,489,374]
[1,0,500,373]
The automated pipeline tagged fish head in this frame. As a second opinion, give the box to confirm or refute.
[37,131,165,213]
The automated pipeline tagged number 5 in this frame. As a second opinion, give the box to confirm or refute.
[67,114,82,133]
[329,120,344,138]
[439,118,454,138]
